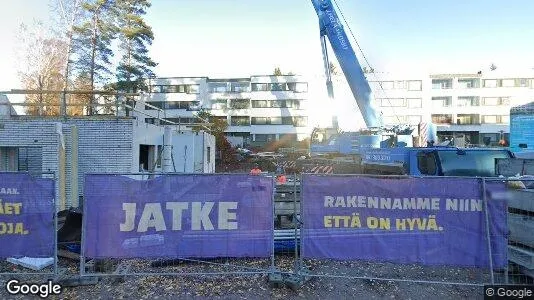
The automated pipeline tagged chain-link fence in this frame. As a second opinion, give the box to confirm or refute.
[295,174,516,287]
[1,171,533,293]
[79,173,275,279]
[0,172,57,278]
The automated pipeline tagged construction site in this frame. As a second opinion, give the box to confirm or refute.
[1,0,534,298]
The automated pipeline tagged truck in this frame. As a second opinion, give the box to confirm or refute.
[361,147,513,177]
[306,0,513,177]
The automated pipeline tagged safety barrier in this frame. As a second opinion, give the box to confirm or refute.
[2,172,532,292]
[0,172,57,278]
[79,173,275,278]
[297,174,509,286]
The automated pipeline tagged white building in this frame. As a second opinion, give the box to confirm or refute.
[368,71,534,146]
[137,75,310,149]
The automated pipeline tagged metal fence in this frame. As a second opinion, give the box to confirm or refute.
[0,172,58,279]
[1,172,533,291]
[78,173,275,279]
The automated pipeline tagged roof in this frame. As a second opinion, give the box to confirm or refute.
[511,102,534,114]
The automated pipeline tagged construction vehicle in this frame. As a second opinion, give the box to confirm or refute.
[309,0,437,157]
[305,0,514,177]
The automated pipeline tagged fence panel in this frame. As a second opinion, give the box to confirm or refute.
[0,172,57,277]
[299,174,508,286]
[486,177,534,284]
[80,173,274,277]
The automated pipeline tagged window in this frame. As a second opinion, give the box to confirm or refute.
[501,79,515,87]
[482,97,509,106]
[151,85,162,93]
[230,116,250,126]
[483,115,498,124]
[379,81,394,90]
[500,115,510,123]
[407,80,422,91]
[456,114,479,125]
[254,134,273,142]
[394,81,406,89]
[251,82,307,92]
[457,96,479,107]
[432,79,452,89]
[207,147,211,163]
[211,100,227,110]
[209,82,228,93]
[166,101,181,109]
[431,97,451,107]
[252,100,268,108]
[230,99,250,109]
[145,102,164,110]
[417,152,437,175]
[251,117,267,125]
[290,82,308,92]
[431,114,453,124]
[187,85,199,94]
[231,82,250,92]
[293,116,308,127]
[270,117,282,125]
[483,79,498,88]
[407,98,422,108]
[458,78,479,88]
[482,97,499,105]
[518,79,529,87]
[437,150,510,177]
[282,117,293,125]
[380,98,406,107]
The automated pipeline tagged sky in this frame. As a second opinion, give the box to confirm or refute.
[1,0,534,128]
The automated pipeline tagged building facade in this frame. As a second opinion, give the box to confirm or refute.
[138,75,310,149]
[368,71,534,146]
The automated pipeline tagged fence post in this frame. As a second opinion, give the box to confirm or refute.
[53,173,59,278]
[270,174,276,270]
[482,178,495,284]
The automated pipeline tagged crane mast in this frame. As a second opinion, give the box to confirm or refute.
[311,0,383,129]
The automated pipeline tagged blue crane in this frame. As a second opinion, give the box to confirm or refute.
[309,0,437,156]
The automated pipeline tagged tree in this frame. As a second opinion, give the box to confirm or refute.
[115,0,157,93]
[273,67,282,76]
[17,22,68,116]
[72,0,117,115]
[52,0,85,115]
[195,109,239,172]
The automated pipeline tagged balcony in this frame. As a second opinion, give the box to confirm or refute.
[431,114,453,124]
[432,79,452,89]
[456,114,480,125]
[457,78,480,88]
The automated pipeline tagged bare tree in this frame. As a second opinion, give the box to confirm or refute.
[17,22,69,116]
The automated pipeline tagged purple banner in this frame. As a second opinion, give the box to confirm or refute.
[0,173,55,258]
[301,175,508,268]
[83,174,273,258]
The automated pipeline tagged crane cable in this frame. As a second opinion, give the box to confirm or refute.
[332,0,403,125]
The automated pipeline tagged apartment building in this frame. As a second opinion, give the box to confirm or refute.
[368,71,534,146]
[137,75,309,148]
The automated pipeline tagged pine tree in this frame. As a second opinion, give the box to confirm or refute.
[72,0,117,115]
[115,0,157,93]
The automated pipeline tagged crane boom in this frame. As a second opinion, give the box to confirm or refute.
[311,0,382,128]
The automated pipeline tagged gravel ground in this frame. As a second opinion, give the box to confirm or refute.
[0,256,490,299]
